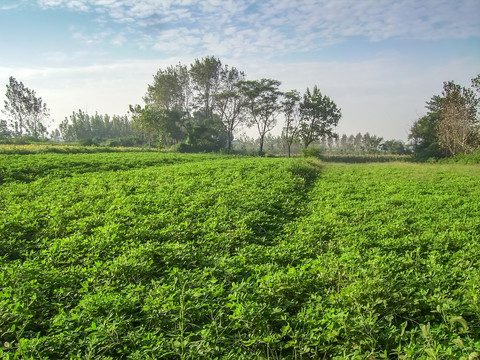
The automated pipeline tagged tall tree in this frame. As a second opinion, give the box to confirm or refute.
[362,132,383,154]
[437,80,479,156]
[238,78,282,154]
[26,89,49,138]
[58,110,134,142]
[2,76,49,138]
[410,75,480,159]
[281,90,301,157]
[213,65,246,152]
[409,106,442,160]
[145,63,191,114]
[190,56,222,119]
[298,86,341,149]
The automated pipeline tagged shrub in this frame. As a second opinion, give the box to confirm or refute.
[302,146,323,158]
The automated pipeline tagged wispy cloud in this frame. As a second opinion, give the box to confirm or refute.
[72,29,113,45]
[29,0,479,57]
[0,3,20,10]
[38,0,89,11]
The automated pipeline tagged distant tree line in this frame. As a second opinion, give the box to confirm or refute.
[234,132,409,156]
[2,62,478,160]
[56,110,134,143]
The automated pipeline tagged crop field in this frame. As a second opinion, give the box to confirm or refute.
[0,152,479,359]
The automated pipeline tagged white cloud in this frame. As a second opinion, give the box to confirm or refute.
[152,27,202,53]
[0,3,20,10]
[38,0,89,11]
[26,0,479,60]
[72,29,112,45]
[111,33,127,46]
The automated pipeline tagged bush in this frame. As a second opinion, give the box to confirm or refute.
[107,139,121,147]
[437,151,480,164]
[302,146,322,158]
[171,143,194,153]
[78,138,98,146]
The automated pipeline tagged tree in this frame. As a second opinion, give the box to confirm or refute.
[381,139,408,155]
[238,78,282,154]
[409,105,442,160]
[142,57,250,152]
[129,105,185,147]
[2,76,49,138]
[437,80,479,156]
[145,63,191,114]
[409,75,480,159]
[58,110,134,142]
[0,120,11,139]
[59,110,92,141]
[281,90,301,157]
[213,65,246,153]
[26,90,49,139]
[298,86,341,149]
[50,128,61,142]
[190,56,222,119]
[184,112,228,152]
[362,132,383,154]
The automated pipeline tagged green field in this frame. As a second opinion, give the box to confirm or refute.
[0,152,479,359]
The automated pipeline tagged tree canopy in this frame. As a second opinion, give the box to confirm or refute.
[238,78,282,154]
[2,76,49,139]
[409,75,480,159]
[298,86,341,149]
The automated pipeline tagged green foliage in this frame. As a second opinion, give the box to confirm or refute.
[59,110,134,142]
[320,154,413,163]
[189,56,223,120]
[141,57,246,153]
[281,90,301,157]
[436,151,480,164]
[0,120,11,139]
[2,76,49,139]
[238,78,283,154]
[301,146,322,158]
[0,153,479,358]
[298,85,341,148]
[409,74,480,160]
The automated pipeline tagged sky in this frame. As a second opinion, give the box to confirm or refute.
[0,0,479,141]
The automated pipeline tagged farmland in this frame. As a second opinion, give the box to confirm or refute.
[0,151,479,359]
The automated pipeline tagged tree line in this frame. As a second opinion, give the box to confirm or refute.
[235,132,409,156]
[55,110,134,144]
[1,59,479,159]
[128,56,341,155]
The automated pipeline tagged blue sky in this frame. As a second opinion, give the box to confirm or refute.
[1,0,479,141]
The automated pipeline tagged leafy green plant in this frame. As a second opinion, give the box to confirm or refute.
[0,153,478,358]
